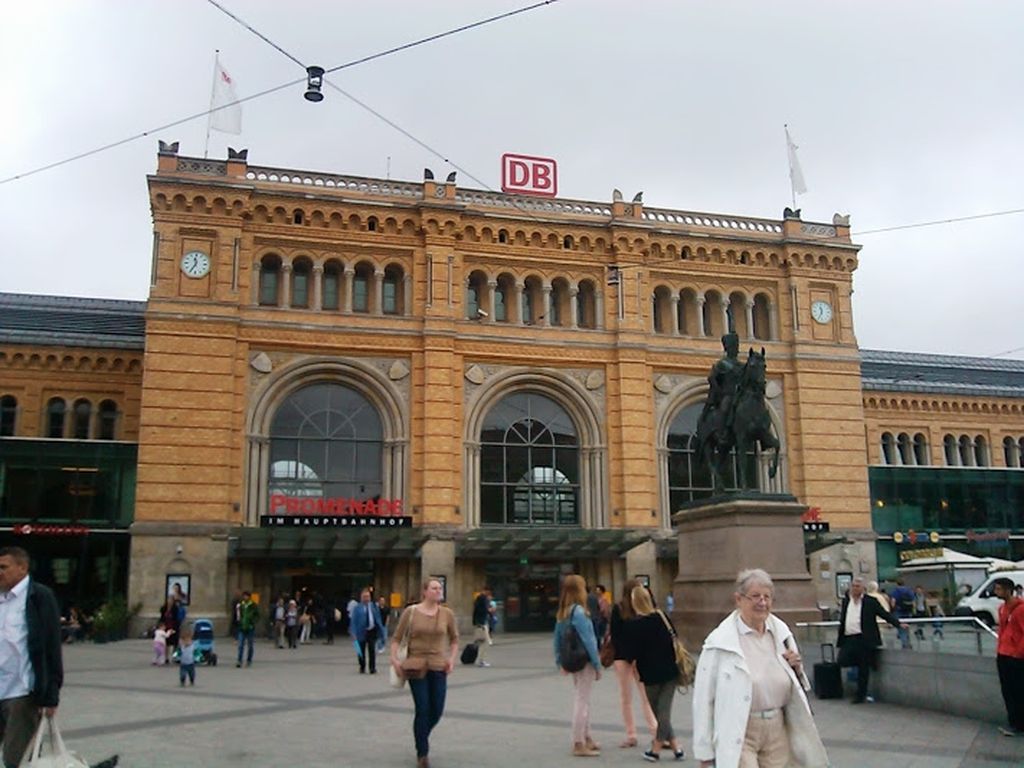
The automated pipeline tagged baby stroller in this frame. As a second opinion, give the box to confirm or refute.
[174,619,218,665]
[192,619,218,665]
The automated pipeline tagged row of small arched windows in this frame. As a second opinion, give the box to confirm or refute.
[466,273,601,328]
[257,255,408,315]
[0,396,119,440]
[652,288,774,340]
[881,431,1024,468]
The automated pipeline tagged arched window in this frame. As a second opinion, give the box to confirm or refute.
[291,259,312,308]
[752,294,772,340]
[652,286,673,334]
[98,400,118,440]
[498,229,508,244]
[576,281,596,329]
[550,279,570,326]
[466,273,483,319]
[269,383,384,501]
[322,262,341,311]
[367,216,378,232]
[897,433,913,465]
[479,392,579,525]
[494,283,507,322]
[72,399,92,440]
[958,435,974,467]
[522,277,543,324]
[46,398,66,438]
[679,289,698,336]
[881,432,896,465]
[0,395,16,436]
[1003,437,1019,468]
[352,263,373,313]
[259,255,281,306]
[974,435,989,467]
[383,265,403,315]
[913,433,929,466]
[943,434,959,466]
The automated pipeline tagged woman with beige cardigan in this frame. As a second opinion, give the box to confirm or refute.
[390,578,459,768]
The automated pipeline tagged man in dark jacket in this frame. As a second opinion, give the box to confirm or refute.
[0,546,63,768]
[837,576,905,704]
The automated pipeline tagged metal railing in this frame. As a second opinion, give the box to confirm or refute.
[795,616,997,656]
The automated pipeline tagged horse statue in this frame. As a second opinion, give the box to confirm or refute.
[697,346,780,491]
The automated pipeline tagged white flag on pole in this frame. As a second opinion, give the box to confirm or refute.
[785,126,807,196]
[211,60,242,135]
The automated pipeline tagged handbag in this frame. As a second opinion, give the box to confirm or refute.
[396,607,437,682]
[390,629,409,689]
[598,628,615,668]
[19,715,89,768]
[559,605,590,673]
[657,609,696,689]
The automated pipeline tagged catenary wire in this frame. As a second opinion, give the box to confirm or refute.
[852,207,1024,235]
[0,1,559,186]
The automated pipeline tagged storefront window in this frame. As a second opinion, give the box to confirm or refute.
[268,383,384,501]
[480,392,579,525]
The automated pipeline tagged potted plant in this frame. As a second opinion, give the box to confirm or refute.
[91,597,141,643]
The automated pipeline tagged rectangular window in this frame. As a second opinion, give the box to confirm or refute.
[383,280,397,314]
[292,273,309,308]
[322,273,339,310]
[353,277,368,312]
[260,271,279,306]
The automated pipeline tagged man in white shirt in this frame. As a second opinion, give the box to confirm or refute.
[836,576,904,704]
[0,547,63,768]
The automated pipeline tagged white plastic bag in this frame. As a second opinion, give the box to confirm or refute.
[19,715,89,768]
[389,637,408,689]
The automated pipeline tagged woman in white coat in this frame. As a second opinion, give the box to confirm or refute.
[692,568,828,768]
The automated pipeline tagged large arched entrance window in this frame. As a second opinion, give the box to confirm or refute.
[479,392,580,525]
[268,383,384,501]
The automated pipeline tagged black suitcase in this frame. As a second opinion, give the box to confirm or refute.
[460,642,479,665]
[813,643,842,699]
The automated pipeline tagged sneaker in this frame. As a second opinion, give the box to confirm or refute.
[673,749,685,761]
[476,661,491,667]
[571,744,600,757]
[998,726,1020,737]
[865,695,875,703]
[642,749,660,762]
[235,662,241,668]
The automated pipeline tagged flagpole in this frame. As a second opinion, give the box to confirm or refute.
[204,50,220,159]
[785,124,796,209]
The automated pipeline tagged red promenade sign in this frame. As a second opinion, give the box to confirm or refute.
[261,494,412,528]
[501,153,557,197]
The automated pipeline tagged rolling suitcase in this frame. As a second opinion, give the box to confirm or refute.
[813,643,842,699]
[460,642,479,665]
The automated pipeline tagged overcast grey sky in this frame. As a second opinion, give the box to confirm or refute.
[2,1,1021,359]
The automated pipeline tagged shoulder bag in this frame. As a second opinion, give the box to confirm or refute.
[657,609,696,690]
[599,625,615,668]
[389,616,409,689]
[399,607,434,681]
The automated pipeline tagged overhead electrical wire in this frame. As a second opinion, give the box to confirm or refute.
[0,0,559,186]
[852,207,1024,236]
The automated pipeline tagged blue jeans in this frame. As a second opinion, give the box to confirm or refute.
[237,629,255,664]
[408,670,447,758]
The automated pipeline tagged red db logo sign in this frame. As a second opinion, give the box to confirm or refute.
[501,153,557,197]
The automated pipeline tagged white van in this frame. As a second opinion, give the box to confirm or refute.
[955,569,1024,626]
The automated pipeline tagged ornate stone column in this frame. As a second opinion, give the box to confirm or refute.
[768,300,778,340]
[719,296,729,335]
[486,280,498,323]
[343,266,354,313]
[373,267,384,315]
[594,290,604,330]
[514,281,525,325]
[671,295,681,335]
[569,287,579,328]
[697,295,707,336]
[251,260,262,305]
[541,283,552,327]
[312,264,324,311]
[745,299,755,340]
[280,264,292,308]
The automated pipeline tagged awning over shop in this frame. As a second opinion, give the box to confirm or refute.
[455,527,671,560]
[230,527,433,559]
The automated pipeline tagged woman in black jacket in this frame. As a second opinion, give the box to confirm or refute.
[630,585,684,762]
[609,578,657,748]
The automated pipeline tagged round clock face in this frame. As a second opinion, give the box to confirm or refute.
[180,250,210,278]
[811,300,833,324]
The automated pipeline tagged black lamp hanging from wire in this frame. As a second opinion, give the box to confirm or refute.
[304,66,325,102]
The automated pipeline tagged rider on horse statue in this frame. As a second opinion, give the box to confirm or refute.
[696,308,780,491]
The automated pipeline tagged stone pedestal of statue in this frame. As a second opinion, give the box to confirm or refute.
[670,494,821,650]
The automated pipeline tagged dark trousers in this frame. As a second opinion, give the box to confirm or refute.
[359,627,378,672]
[180,663,196,686]
[236,628,255,664]
[408,670,448,758]
[841,634,875,701]
[997,655,1024,731]
[0,696,41,768]
[644,681,677,743]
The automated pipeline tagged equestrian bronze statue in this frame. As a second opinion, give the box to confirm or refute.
[696,315,780,491]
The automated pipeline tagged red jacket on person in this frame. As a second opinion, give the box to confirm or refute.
[997,597,1024,658]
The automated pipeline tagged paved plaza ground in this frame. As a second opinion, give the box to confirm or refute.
[52,634,1023,768]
